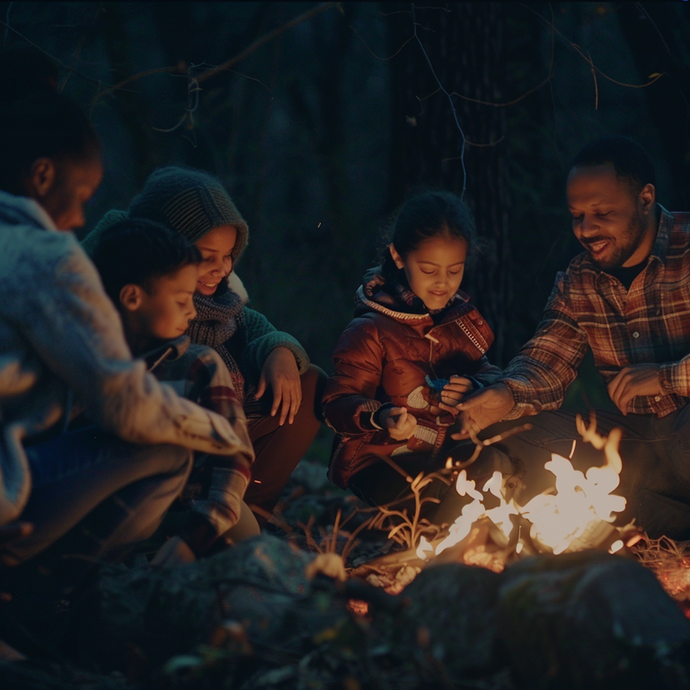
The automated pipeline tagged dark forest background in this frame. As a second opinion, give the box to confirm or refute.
[4,1,690,424]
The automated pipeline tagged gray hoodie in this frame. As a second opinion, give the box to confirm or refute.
[0,191,252,525]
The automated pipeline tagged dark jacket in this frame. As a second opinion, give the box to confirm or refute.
[323,270,502,488]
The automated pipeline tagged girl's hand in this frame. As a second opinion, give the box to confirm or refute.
[256,347,302,425]
[379,406,418,441]
[440,375,474,406]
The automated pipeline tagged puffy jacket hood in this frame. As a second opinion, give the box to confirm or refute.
[356,266,471,323]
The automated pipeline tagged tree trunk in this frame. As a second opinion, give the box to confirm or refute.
[101,2,158,187]
[387,2,512,363]
[617,3,690,209]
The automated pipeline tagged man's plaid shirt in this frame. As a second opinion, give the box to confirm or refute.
[503,206,690,419]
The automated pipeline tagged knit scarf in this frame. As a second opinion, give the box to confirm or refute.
[186,289,246,402]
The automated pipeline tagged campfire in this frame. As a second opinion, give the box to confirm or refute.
[419,413,635,567]
[351,413,641,591]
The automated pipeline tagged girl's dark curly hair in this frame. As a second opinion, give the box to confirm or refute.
[380,190,477,279]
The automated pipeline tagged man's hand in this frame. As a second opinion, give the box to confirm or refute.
[0,521,33,567]
[379,406,418,441]
[450,383,515,439]
[607,364,662,415]
[440,375,474,406]
[256,347,302,426]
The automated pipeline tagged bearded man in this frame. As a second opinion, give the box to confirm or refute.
[453,136,690,540]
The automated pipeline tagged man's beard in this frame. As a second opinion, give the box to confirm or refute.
[584,210,647,271]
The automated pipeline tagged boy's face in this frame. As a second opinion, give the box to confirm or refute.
[125,264,198,348]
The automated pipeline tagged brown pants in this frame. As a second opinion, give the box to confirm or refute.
[243,364,326,523]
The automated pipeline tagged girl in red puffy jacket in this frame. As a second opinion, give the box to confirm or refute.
[323,191,503,522]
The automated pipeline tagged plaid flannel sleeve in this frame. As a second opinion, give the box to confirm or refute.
[659,356,690,397]
[501,273,588,418]
[185,350,254,534]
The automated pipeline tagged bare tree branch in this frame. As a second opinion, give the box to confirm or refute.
[0,17,105,87]
[519,2,665,90]
[59,3,104,93]
[90,2,337,112]
[197,2,337,85]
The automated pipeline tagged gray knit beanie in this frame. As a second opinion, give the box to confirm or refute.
[129,166,248,260]
[81,209,129,257]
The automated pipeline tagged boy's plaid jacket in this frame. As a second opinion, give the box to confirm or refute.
[146,336,254,534]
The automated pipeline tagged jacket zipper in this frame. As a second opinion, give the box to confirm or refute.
[424,316,487,357]
[456,319,487,354]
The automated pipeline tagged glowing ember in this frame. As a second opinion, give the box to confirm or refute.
[609,540,624,554]
[346,599,370,617]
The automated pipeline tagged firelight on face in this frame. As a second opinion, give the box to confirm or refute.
[130,263,199,342]
[195,224,237,296]
[43,156,103,231]
[567,163,656,271]
[390,234,468,311]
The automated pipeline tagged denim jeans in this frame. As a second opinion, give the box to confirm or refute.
[6,426,193,564]
[475,406,690,540]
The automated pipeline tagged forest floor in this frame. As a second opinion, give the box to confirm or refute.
[2,432,690,689]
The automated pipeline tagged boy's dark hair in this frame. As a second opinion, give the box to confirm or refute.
[91,219,201,306]
[569,136,656,195]
[381,190,476,278]
[0,49,99,194]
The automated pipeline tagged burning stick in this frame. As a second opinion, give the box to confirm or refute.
[456,423,534,470]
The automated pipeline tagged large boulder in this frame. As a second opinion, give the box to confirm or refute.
[71,535,354,674]
[375,562,505,680]
[497,550,690,689]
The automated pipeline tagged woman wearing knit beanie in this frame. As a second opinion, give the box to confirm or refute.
[86,166,326,526]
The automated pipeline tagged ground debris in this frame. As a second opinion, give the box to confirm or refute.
[632,534,690,604]
[4,461,690,689]
[0,660,133,690]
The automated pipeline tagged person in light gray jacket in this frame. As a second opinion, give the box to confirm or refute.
[0,71,253,568]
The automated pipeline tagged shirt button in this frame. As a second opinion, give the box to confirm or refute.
[632,331,640,339]
[654,395,661,402]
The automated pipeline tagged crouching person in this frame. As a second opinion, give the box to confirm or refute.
[90,219,258,562]
[0,71,252,572]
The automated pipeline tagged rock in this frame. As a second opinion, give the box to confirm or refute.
[376,563,506,681]
[497,550,690,689]
[70,535,354,674]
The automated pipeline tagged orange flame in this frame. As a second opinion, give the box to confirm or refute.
[418,414,627,561]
